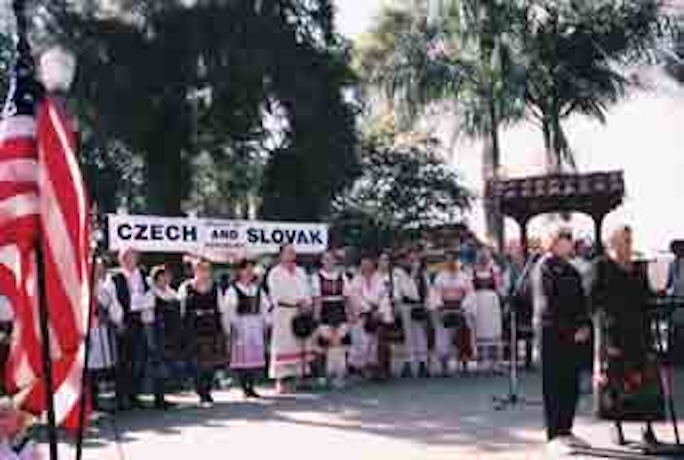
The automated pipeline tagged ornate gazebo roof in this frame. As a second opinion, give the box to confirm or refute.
[486,171,625,224]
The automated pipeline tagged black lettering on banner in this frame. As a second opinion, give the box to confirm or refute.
[285,229,297,243]
[167,225,180,241]
[271,229,284,244]
[151,224,164,240]
[247,228,259,244]
[135,224,148,240]
[117,223,133,241]
[296,231,309,245]
[183,225,198,242]
[309,230,323,245]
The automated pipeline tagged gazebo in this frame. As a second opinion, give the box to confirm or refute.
[486,171,626,256]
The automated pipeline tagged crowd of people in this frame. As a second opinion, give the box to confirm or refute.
[87,242,514,410]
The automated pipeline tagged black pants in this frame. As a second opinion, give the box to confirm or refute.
[238,370,257,394]
[195,368,215,401]
[542,327,582,440]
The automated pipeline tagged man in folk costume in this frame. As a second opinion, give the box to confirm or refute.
[267,244,315,394]
[400,248,431,377]
[88,258,123,410]
[224,259,271,399]
[376,252,417,378]
[430,251,474,375]
[347,256,386,378]
[104,247,164,409]
[179,258,229,406]
[311,251,352,388]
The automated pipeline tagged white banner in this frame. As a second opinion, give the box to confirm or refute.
[107,214,329,255]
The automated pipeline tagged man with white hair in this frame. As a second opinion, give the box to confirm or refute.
[534,228,592,454]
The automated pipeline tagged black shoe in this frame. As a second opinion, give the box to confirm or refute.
[154,396,174,410]
[244,388,261,399]
[401,364,413,378]
[418,363,429,378]
[612,424,627,446]
[642,426,659,446]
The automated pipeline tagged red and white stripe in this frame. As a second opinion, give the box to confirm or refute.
[1,96,92,431]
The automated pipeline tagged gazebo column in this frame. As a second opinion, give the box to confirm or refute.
[519,216,531,259]
[593,212,607,256]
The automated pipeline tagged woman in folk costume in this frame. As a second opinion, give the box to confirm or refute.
[88,258,123,410]
[400,249,431,378]
[179,258,229,407]
[267,244,315,394]
[462,248,504,372]
[150,265,185,393]
[347,256,385,378]
[430,251,474,375]
[224,259,271,399]
[377,252,418,378]
[311,251,352,388]
[591,226,661,447]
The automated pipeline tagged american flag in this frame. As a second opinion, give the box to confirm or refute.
[1,43,91,431]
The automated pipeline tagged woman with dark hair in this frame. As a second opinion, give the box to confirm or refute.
[225,259,270,398]
[592,226,662,447]
[311,250,351,388]
[348,255,384,378]
[150,265,184,395]
[179,258,229,407]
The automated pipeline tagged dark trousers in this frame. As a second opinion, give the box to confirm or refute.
[238,370,257,394]
[542,327,582,440]
[195,367,215,400]
[116,321,146,406]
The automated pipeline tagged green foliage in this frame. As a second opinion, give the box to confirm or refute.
[331,128,471,251]
[521,0,668,170]
[36,0,358,219]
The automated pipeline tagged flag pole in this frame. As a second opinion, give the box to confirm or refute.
[12,1,60,459]
[75,209,101,460]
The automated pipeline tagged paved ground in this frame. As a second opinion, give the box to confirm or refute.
[54,370,684,460]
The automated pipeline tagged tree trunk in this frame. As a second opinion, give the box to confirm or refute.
[483,93,504,251]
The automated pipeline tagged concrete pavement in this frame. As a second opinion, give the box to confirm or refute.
[54,370,684,460]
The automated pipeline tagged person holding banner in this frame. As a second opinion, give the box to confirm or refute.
[179,258,230,406]
[224,259,271,398]
[311,251,352,388]
[106,248,162,410]
[267,244,315,394]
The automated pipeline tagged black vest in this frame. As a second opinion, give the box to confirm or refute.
[111,269,149,316]
[234,284,262,316]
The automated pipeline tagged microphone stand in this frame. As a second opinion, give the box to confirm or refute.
[493,254,542,410]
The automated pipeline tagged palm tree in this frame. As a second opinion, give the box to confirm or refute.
[355,0,526,247]
[521,0,667,172]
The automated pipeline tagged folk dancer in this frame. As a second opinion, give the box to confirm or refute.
[377,253,418,378]
[399,249,431,377]
[431,251,473,375]
[224,259,271,399]
[179,258,230,407]
[0,402,40,460]
[105,248,162,409]
[534,228,592,453]
[462,249,504,373]
[88,258,123,410]
[267,244,315,394]
[150,266,185,393]
[348,256,386,378]
[591,226,661,446]
[311,251,352,388]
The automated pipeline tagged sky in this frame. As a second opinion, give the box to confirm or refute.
[335,0,684,255]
